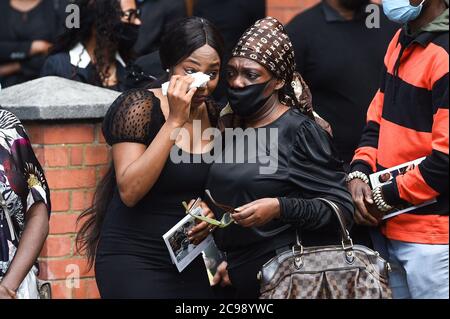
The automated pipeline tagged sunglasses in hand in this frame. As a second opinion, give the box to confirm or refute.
[182,190,236,228]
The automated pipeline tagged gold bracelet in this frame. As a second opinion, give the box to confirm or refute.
[0,284,17,299]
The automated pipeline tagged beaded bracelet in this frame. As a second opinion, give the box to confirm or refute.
[372,186,394,212]
[346,171,370,185]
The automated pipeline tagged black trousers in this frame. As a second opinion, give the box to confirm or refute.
[227,251,276,299]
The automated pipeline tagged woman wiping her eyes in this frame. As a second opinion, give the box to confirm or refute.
[76,17,224,299]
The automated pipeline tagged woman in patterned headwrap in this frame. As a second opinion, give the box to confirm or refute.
[219,17,332,133]
[204,17,355,298]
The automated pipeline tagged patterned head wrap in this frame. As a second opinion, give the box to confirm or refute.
[231,17,313,117]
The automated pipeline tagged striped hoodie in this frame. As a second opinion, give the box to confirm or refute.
[351,11,449,244]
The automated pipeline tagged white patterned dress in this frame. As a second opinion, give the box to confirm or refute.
[0,109,51,278]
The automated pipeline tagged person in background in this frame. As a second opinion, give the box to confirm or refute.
[0,0,67,88]
[0,107,51,299]
[286,0,399,247]
[348,0,449,299]
[133,0,187,56]
[193,0,266,104]
[41,0,142,92]
[193,0,266,56]
[286,0,398,167]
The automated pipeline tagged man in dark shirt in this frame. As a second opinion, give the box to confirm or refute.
[193,0,266,56]
[286,0,399,167]
[133,0,187,56]
[286,0,398,247]
[0,0,68,88]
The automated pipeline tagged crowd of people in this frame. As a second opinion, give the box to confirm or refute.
[0,0,448,300]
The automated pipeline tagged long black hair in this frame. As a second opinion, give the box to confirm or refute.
[76,16,224,269]
[149,16,225,88]
[52,0,133,86]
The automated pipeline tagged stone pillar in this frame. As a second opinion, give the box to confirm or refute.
[0,76,120,299]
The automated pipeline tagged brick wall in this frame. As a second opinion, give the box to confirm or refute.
[267,0,320,24]
[25,121,110,299]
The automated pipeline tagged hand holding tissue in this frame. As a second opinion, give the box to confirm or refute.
[161,72,211,96]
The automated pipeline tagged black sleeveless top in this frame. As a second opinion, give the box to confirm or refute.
[97,88,219,269]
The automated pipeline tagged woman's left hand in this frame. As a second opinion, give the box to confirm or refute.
[232,198,281,228]
[188,201,216,245]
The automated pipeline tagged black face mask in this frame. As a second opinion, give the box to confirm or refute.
[227,80,272,118]
[116,23,140,48]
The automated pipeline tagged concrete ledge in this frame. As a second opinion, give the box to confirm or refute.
[0,76,121,121]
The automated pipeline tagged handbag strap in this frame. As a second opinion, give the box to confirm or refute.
[316,198,353,249]
[0,192,16,242]
[251,198,353,248]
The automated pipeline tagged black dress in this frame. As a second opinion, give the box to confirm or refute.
[206,108,355,298]
[95,88,219,298]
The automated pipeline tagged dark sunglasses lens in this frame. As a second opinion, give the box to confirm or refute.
[222,213,233,225]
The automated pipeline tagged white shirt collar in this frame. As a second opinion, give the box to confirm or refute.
[69,43,127,69]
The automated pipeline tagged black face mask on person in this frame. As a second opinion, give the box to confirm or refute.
[116,23,140,48]
[227,80,273,118]
[338,0,370,10]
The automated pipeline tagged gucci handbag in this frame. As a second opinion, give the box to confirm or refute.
[258,198,392,299]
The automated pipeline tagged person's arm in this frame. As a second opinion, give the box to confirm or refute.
[110,76,197,207]
[0,203,48,295]
[0,61,21,77]
[0,40,51,62]
[232,120,354,230]
[0,41,32,61]
[381,57,449,207]
[0,118,51,297]
[276,120,354,230]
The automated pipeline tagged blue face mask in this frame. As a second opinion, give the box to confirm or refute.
[382,0,426,24]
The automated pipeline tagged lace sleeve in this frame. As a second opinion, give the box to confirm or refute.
[102,88,164,146]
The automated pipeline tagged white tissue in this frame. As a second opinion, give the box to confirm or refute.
[161,72,211,96]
